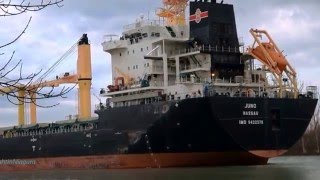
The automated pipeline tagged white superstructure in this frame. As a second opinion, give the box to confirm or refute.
[99,15,312,109]
[100,17,213,106]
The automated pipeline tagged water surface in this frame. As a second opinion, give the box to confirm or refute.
[0,156,319,180]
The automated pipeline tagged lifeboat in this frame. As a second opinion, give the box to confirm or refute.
[251,42,288,73]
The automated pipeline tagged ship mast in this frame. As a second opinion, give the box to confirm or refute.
[157,0,188,26]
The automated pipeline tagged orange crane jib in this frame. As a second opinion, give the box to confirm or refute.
[157,0,188,26]
[0,34,92,126]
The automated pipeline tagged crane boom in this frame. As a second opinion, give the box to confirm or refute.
[31,74,78,88]
[0,34,92,126]
[157,0,188,26]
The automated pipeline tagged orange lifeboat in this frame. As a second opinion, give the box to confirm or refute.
[251,42,288,73]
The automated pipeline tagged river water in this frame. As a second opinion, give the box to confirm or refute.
[0,156,319,180]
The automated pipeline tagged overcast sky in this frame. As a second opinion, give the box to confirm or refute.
[0,0,319,126]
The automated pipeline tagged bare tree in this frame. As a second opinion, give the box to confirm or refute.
[0,0,72,108]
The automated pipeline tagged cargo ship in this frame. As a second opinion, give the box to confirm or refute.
[0,0,317,171]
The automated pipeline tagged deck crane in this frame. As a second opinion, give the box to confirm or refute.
[29,34,92,125]
[246,29,298,98]
[0,34,92,125]
[27,73,78,125]
[157,0,188,26]
[0,66,78,126]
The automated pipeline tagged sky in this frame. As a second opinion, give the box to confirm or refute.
[0,0,319,126]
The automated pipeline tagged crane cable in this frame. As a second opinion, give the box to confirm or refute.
[34,39,80,84]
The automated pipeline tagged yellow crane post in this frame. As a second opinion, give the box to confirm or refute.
[17,89,25,126]
[77,34,92,121]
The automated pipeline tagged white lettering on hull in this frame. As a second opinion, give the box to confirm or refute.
[239,120,264,125]
[244,103,257,109]
[242,111,259,116]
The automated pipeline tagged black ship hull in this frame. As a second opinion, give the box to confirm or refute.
[0,96,317,170]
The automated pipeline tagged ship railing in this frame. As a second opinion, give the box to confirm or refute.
[202,45,240,53]
[171,45,240,56]
[148,65,163,74]
[2,122,98,139]
[147,65,175,74]
[102,38,128,51]
[180,77,211,84]
[179,77,240,84]
[166,90,203,101]
[180,63,210,71]
[179,76,270,86]
[123,19,165,31]
[149,81,165,87]
[212,77,263,84]
[95,103,112,111]
[100,81,165,95]
[171,47,201,55]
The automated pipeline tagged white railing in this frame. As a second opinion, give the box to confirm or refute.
[171,45,240,56]
[146,66,175,74]
[180,64,208,71]
[180,77,211,84]
[123,20,165,31]
[102,39,127,50]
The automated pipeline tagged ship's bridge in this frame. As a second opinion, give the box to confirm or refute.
[102,18,189,52]
[123,19,165,32]
[102,35,128,52]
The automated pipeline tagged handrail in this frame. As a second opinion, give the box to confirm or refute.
[171,45,240,56]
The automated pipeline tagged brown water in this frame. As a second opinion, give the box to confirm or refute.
[0,156,319,180]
